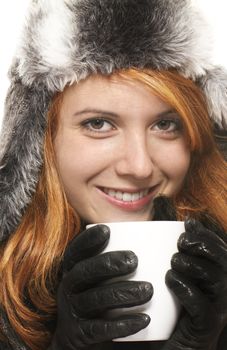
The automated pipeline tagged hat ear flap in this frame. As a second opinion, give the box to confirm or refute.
[0,76,52,242]
[197,67,227,130]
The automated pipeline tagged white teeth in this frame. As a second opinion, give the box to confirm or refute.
[109,190,115,197]
[116,191,123,200]
[139,191,144,199]
[122,193,132,201]
[103,188,150,202]
[132,192,140,201]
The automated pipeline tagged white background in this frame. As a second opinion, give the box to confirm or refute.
[0,0,227,130]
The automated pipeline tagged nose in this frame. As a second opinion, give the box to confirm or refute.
[115,132,154,179]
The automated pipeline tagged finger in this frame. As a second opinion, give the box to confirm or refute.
[71,281,153,318]
[165,270,218,329]
[63,225,110,271]
[76,313,150,347]
[63,250,138,292]
[178,220,227,270]
[153,195,177,221]
[171,253,227,298]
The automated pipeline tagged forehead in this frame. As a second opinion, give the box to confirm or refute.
[61,74,171,116]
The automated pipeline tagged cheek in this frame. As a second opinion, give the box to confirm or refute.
[54,132,83,189]
[154,142,191,182]
[54,132,114,185]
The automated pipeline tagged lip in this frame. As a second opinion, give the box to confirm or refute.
[96,185,160,211]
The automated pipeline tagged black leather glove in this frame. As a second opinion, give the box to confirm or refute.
[153,196,227,349]
[49,224,153,349]
[163,218,227,350]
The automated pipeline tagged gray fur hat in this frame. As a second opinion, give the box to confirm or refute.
[0,0,227,242]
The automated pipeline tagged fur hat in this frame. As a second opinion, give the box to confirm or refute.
[0,0,227,242]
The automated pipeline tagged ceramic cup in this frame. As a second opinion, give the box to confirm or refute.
[87,221,184,342]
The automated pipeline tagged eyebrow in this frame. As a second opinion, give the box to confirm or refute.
[73,108,176,118]
[73,108,118,118]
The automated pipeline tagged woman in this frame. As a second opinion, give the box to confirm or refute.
[0,1,226,349]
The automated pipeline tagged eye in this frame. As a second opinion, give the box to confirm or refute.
[152,119,182,133]
[81,118,115,133]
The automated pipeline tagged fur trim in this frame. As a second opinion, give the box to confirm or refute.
[16,0,213,91]
[0,65,53,241]
[197,67,227,129]
[0,308,28,349]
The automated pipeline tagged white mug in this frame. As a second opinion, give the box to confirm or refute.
[87,221,184,342]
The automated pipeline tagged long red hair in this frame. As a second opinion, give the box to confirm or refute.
[0,69,226,349]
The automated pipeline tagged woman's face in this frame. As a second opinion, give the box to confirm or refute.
[54,75,191,223]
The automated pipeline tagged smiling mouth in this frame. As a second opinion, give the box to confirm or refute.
[102,187,150,202]
[97,185,159,211]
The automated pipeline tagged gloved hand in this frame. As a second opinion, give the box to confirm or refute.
[153,196,227,349]
[49,224,153,350]
[163,218,227,350]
